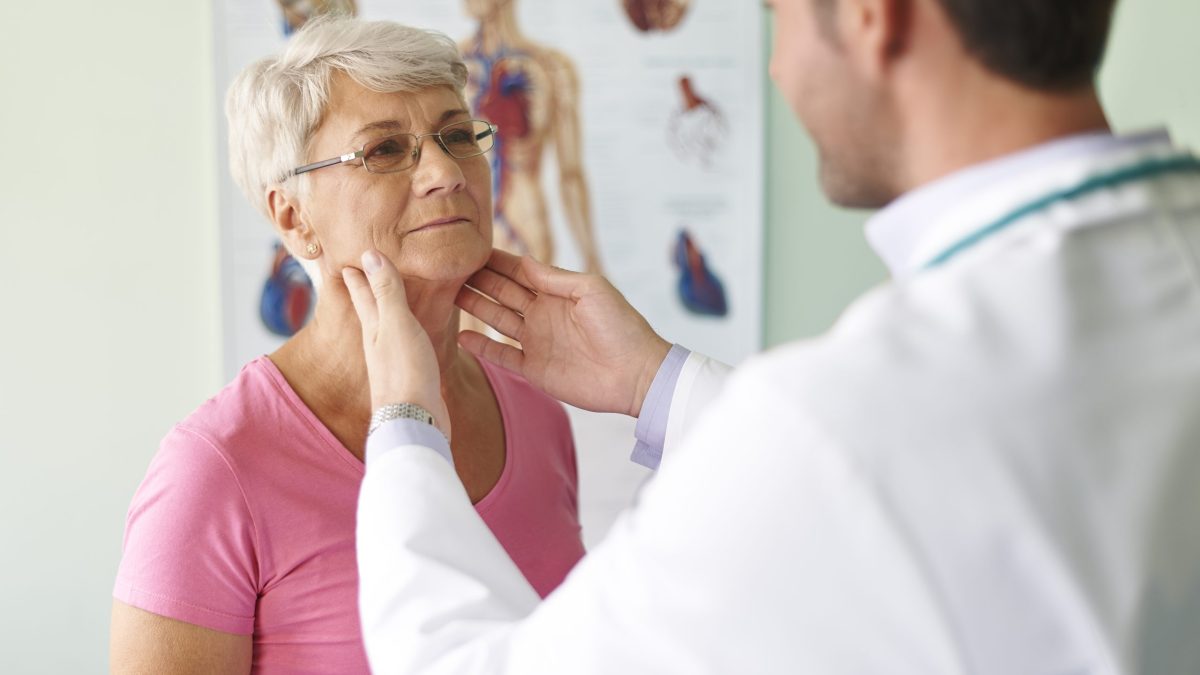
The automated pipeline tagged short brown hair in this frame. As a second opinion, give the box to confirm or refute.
[936,0,1119,90]
[812,0,1120,91]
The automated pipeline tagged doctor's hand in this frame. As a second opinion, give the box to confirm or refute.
[457,249,672,418]
[343,250,452,442]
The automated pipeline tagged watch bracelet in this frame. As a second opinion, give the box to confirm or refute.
[369,402,436,435]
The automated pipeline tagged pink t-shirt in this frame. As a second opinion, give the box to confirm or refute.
[114,356,585,673]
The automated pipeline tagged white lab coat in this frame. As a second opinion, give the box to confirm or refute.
[357,131,1200,674]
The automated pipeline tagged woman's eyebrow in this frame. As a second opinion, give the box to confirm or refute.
[437,108,471,124]
[353,119,406,140]
[352,109,472,141]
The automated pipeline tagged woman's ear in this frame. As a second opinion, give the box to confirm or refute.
[267,186,320,259]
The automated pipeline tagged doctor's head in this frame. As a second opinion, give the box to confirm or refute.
[767,0,1120,208]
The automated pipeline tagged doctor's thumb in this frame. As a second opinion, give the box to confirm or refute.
[361,250,407,305]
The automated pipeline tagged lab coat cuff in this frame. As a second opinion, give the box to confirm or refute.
[366,419,453,466]
[632,344,692,470]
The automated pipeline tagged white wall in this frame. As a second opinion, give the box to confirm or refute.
[0,1,220,672]
[1,0,1197,671]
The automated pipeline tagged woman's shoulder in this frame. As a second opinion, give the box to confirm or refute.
[172,356,299,454]
[154,356,358,500]
[127,358,301,573]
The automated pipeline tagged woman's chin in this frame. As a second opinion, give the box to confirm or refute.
[388,239,492,284]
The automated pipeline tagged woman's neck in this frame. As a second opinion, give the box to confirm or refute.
[271,275,470,430]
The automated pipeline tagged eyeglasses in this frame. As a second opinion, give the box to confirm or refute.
[290,119,498,178]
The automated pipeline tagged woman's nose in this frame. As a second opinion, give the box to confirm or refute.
[411,136,467,196]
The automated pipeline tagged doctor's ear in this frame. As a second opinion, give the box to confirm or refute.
[267,186,321,259]
[841,0,913,78]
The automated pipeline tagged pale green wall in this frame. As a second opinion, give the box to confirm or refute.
[0,2,219,672]
[1101,0,1200,147]
[762,0,1200,346]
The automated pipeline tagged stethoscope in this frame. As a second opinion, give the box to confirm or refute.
[923,154,1200,269]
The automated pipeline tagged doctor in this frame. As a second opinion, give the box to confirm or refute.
[343,0,1200,672]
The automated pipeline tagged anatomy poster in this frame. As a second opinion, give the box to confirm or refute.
[214,0,763,378]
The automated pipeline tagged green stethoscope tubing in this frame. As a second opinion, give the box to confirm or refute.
[923,154,1200,269]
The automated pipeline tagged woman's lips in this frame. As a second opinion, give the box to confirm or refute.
[409,217,469,234]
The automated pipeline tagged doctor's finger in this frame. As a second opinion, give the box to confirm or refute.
[519,255,594,301]
[484,248,536,290]
[466,267,536,315]
[456,287,524,341]
[342,266,379,332]
[458,330,526,374]
[361,250,417,328]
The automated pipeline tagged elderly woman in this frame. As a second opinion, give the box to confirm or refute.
[109,17,585,673]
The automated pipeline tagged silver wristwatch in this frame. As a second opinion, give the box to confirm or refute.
[368,403,437,435]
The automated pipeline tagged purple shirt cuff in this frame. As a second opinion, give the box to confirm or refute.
[631,344,691,470]
[366,418,453,465]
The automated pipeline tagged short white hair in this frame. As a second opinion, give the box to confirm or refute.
[225,15,469,221]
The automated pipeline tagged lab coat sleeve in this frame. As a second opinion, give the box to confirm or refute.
[358,424,541,673]
[631,347,733,470]
[357,359,965,674]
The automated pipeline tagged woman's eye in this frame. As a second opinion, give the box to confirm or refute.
[445,131,474,145]
[373,139,405,155]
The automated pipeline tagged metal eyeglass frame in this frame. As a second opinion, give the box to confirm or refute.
[289,119,499,178]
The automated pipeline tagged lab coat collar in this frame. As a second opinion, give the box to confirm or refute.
[865,128,1176,280]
